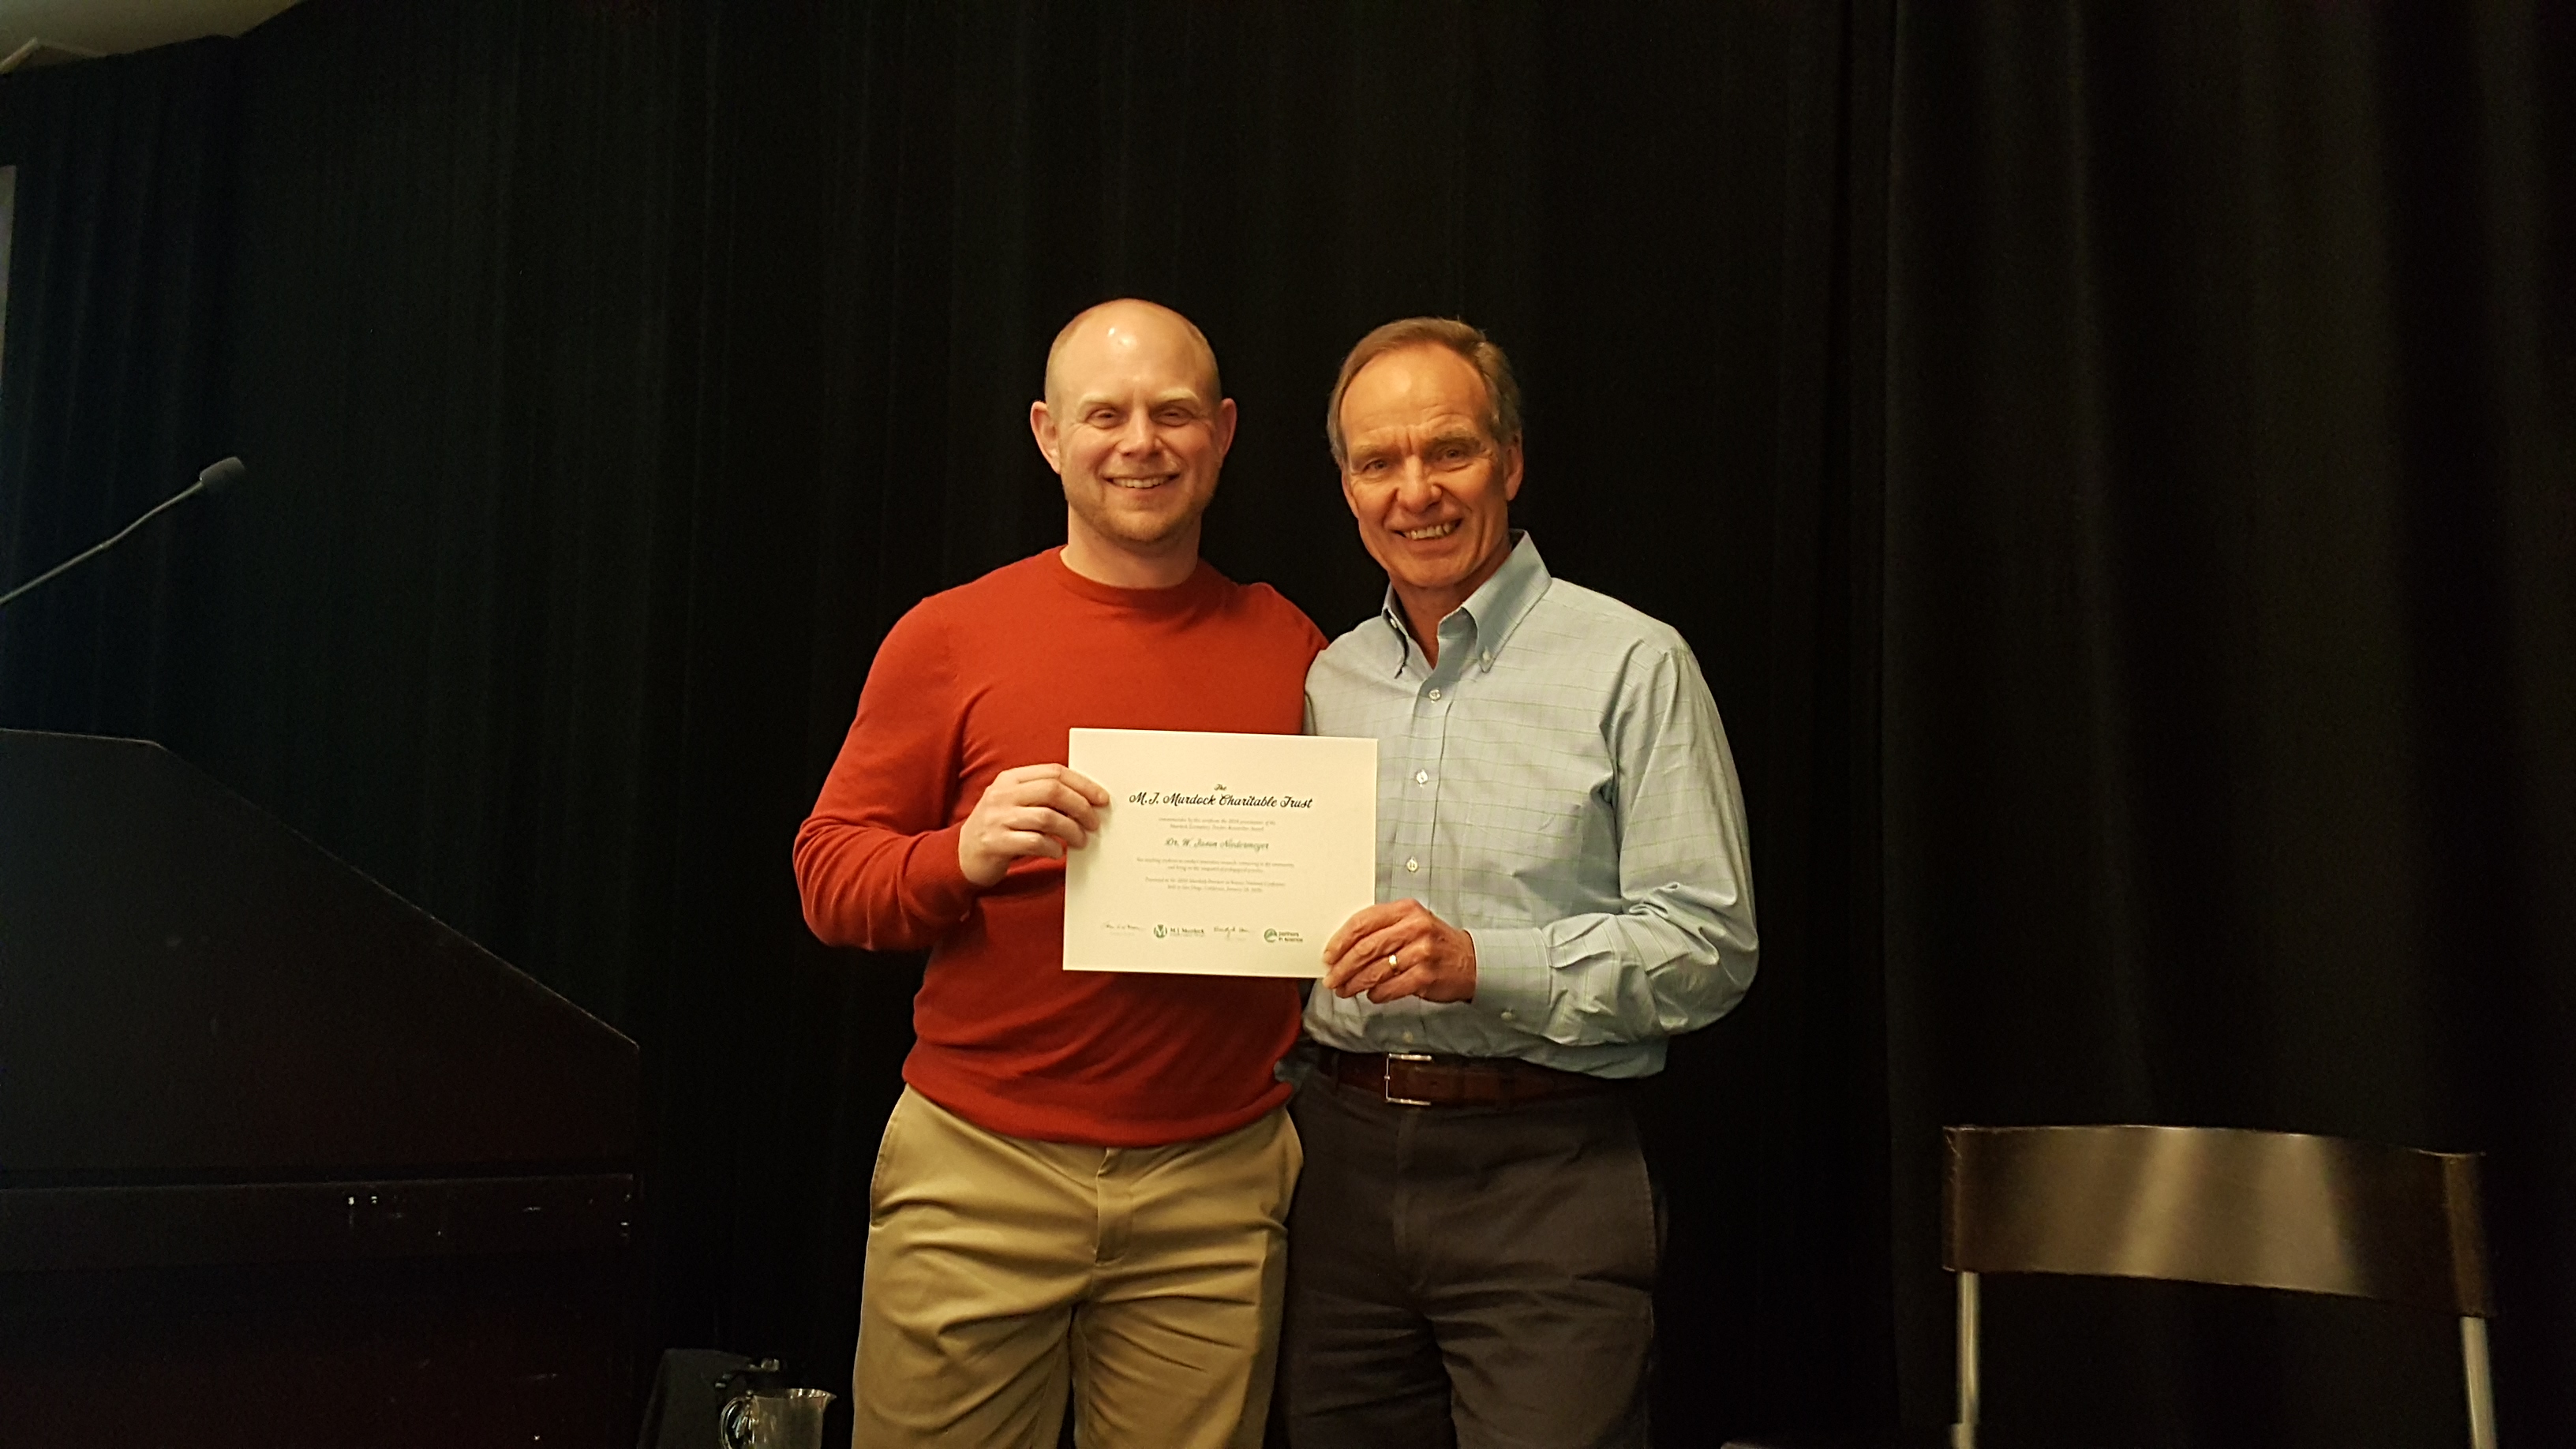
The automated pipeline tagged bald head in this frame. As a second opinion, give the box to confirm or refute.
[1043,298,1222,413]
[1030,298,1239,588]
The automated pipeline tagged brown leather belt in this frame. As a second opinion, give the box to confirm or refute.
[1312,1046,1619,1109]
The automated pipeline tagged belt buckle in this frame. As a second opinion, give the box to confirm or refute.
[1382,1051,1435,1107]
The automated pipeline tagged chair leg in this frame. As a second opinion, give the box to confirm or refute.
[1953,1271,1979,1449]
[2462,1316,2497,1449]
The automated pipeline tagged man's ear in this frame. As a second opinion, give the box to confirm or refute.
[1029,400,1063,474]
[1501,439,1526,501]
[1211,397,1239,459]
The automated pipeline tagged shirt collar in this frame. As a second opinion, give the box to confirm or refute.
[1376,531,1552,675]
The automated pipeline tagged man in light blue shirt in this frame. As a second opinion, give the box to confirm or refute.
[1283,317,1757,1449]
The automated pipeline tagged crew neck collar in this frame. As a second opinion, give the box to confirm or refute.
[1046,547,1222,609]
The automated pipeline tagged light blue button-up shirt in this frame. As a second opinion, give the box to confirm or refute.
[1301,533,1758,1078]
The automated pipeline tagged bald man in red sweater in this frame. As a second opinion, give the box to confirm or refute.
[795,300,1324,1449]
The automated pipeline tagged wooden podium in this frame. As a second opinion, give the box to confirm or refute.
[0,729,641,1446]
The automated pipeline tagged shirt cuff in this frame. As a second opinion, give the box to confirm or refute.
[1466,927,1552,1026]
[900,823,979,923]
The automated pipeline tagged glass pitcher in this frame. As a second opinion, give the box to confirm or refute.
[719,1381,836,1449]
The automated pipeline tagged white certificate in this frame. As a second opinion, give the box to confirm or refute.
[1062,728,1377,977]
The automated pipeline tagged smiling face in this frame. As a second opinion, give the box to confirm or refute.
[1337,343,1524,629]
[1032,301,1236,586]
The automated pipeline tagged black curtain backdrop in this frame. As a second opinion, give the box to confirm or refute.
[0,39,234,747]
[1,4,2567,1447]
[1880,6,2576,1441]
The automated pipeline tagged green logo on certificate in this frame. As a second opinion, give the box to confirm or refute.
[1154,924,1166,938]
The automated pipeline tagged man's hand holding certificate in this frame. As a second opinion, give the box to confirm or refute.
[1063,728,1376,977]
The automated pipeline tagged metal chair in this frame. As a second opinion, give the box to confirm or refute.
[1945,1124,2496,1449]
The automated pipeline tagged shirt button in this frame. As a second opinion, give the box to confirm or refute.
[1404,858,1420,873]
[1500,1010,1516,1021]
[1414,770,1429,785]
[1402,1031,1417,1044]
[1427,687,1443,701]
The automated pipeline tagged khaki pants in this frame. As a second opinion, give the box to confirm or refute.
[852,1087,1301,1449]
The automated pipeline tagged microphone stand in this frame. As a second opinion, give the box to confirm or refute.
[0,458,245,612]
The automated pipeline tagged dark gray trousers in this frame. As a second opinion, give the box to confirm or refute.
[1279,1072,1660,1449]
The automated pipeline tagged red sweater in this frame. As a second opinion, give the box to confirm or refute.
[794,549,1325,1147]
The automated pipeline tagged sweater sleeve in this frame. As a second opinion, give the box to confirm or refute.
[792,604,983,950]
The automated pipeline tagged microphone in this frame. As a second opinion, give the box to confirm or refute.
[197,456,248,498]
[0,457,248,613]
